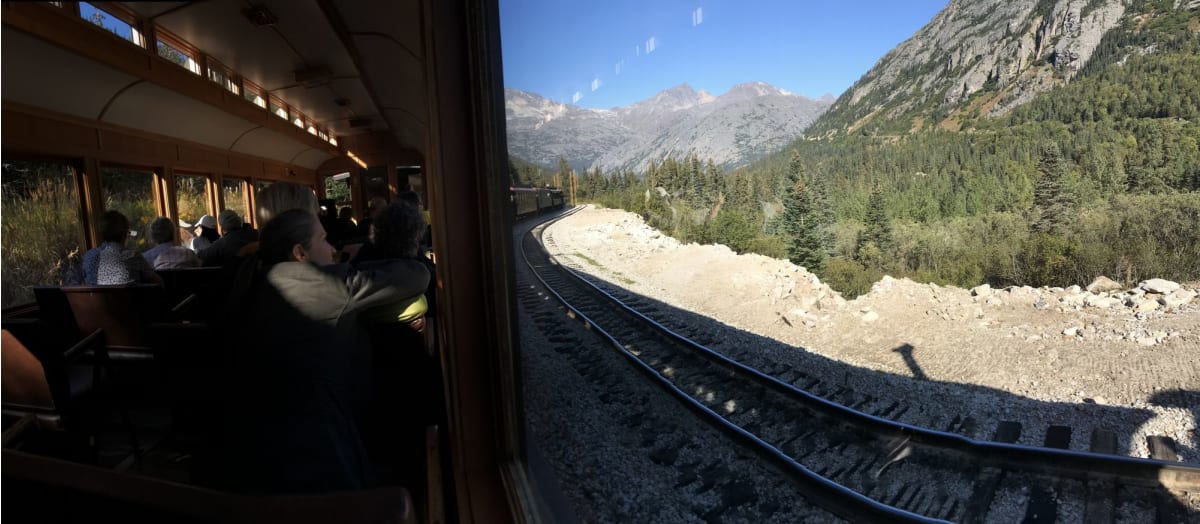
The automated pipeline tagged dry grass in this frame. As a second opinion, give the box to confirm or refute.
[2,177,84,307]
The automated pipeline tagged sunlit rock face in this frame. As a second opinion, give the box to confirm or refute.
[504,83,831,173]
[810,0,1133,135]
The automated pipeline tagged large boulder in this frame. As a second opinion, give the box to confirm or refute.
[1086,276,1122,294]
[971,284,992,297]
[1139,279,1180,294]
[1158,289,1197,308]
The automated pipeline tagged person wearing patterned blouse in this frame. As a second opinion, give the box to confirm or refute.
[81,211,164,286]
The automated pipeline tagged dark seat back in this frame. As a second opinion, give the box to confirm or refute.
[33,286,79,342]
[157,267,225,321]
[40,285,164,348]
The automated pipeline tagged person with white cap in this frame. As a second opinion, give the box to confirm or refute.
[197,209,259,268]
[188,214,219,253]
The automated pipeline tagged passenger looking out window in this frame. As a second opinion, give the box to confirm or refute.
[81,211,163,286]
[142,217,199,269]
[185,214,219,252]
[197,209,258,268]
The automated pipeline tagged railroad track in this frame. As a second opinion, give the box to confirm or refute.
[520,211,1200,523]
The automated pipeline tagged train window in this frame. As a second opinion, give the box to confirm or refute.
[1,159,84,308]
[156,34,200,75]
[323,173,352,209]
[291,109,305,129]
[174,173,210,226]
[243,81,267,108]
[99,167,157,253]
[207,60,240,95]
[318,129,329,142]
[79,2,144,48]
[222,178,250,223]
[256,180,273,193]
[307,124,318,136]
[329,136,339,147]
[269,98,288,120]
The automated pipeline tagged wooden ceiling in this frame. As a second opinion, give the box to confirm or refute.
[2,1,429,168]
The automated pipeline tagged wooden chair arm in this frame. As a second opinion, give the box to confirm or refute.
[63,329,105,362]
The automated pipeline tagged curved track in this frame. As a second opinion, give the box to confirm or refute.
[519,209,1200,523]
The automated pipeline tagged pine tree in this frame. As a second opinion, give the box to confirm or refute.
[856,185,893,268]
[782,179,828,272]
[1030,142,1076,234]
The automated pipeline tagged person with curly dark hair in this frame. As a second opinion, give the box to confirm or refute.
[81,210,163,285]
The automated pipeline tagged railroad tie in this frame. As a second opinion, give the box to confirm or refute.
[961,421,1022,524]
[1147,436,1189,524]
[1083,429,1118,524]
[1021,425,1071,523]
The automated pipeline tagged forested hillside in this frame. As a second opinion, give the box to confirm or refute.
[515,0,1200,297]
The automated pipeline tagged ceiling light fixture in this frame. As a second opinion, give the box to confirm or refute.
[241,5,278,27]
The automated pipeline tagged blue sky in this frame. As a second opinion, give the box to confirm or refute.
[500,1,947,109]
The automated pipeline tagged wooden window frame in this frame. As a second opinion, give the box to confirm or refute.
[269,96,289,120]
[76,1,146,48]
[206,58,240,95]
[154,27,202,75]
[218,176,254,227]
[171,171,217,228]
[242,79,268,109]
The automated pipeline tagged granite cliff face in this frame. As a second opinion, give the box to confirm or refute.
[809,0,1136,135]
[505,82,831,173]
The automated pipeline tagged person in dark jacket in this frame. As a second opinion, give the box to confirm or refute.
[197,209,258,268]
[223,209,429,494]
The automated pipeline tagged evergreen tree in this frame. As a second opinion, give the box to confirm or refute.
[1030,142,1076,234]
[782,179,828,272]
[856,185,893,267]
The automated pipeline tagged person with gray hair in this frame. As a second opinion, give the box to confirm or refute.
[197,209,259,268]
[142,216,199,269]
[256,182,318,225]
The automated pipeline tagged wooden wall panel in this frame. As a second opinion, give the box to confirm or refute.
[98,130,172,165]
[3,107,317,187]
[228,155,264,178]
[3,112,98,157]
[178,144,229,172]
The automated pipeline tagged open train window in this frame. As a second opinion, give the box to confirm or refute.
[99,167,157,253]
[78,2,144,48]
[174,173,211,226]
[221,177,251,225]
[1,159,85,308]
[323,172,352,209]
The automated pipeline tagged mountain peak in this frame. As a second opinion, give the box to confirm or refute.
[722,82,796,101]
[505,83,833,173]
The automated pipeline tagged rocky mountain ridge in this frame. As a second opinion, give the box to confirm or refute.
[806,0,1184,136]
[505,82,831,173]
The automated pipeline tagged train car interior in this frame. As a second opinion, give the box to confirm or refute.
[2,1,547,522]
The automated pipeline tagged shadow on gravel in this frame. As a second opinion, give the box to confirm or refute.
[1148,389,1200,460]
[560,266,1200,465]
[891,343,928,381]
